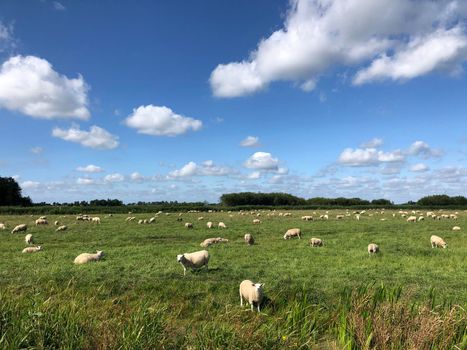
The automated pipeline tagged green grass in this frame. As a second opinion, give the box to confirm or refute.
[0,210,466,349]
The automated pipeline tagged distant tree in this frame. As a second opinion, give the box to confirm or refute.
[0,177,33,206]
[371,199,393,206]
[417,195,467,206]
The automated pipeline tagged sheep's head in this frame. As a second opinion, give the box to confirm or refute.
[37,246,42,251]
[177,254,185,263]
[96,250,104,258]
[254,283,264,292]
[442,242,447,248]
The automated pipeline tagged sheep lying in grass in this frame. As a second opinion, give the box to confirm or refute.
[368,243,379,256]
[206,221,213,229]
[74,250,105,265]
[0,223,5,230]
[309,237,323,247]
[200,237,229,247]
[239,280,264,312]
[430,235,447,249]
[185,222,194,229]
[25,234,33,245]
[11,224,27,234]
[22,246,42,253]
[177,250,209,276]
[35,218,48,226]
[452,226,461,231]
[218,222,227,229]
[56,225,67,232]
[244,233,255,245]
[284,228,301,240]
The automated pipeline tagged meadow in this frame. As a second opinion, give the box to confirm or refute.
[0,209,466,349]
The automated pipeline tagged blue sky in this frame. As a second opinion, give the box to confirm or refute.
[0,0,466,204]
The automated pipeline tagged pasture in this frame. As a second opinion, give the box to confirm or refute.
[0,209,466,349]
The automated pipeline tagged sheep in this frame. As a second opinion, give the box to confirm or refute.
[418,216,425,221]
[138,219,144,224]
[11,224,27,234]
[148,217,156,224]
[244,233,255,245]
[284,228,301,240]
[452,226,461,231]
[143,219,148,224]
[25,234,33,245]
[336,214,344,220]
[176,250,209,276]
[74,250,105,264]
[406,216,417,222]
[323,214,329,220]
[35,218,48,226]
[56,225,67,232]
[0,223,6,230]
[185,222,194,229]
[430,235,447,249]
[309,237,323,247]
[368,243,379,256]
[176,217,183,222]
[252,219,261,224]
[283,213,292,217]
[206,221,213,229]
[92,217,101,224]
[450,214,458,220]
[22,245,42,253]
[198,217,204,221]
[218,222,227,229]
[239,280,264,312]
[200,237,229,247]
[54,220,60,226]
[301,215,313,221]
[355,214,360,221]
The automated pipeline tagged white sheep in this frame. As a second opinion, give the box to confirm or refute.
[177,250,209,276]
[54,221,60,226]
[11,224,27,234]
[74,250,105,264]
[25,234,33,245]
[355,214,360,221]
[35,218,48,226]
[138,219,144,224]
[218,222,227,229]
[244,233,255,245]
[0,223,6,230]
[198,217,204,221]
[252,219,261,224]
[430,235,447,249]
[185,222,194,229]
[418,216,424,221]
[452,226,461,231]
[56,225,67,232]
[200,237,229,247]
[91,217,101,224]
[368,243,379,255]
[323,214,329,220]
[301,215,313,221]
[22,245,42,253]
[206,221,213,229]
[149,217,156,224]
[406,216,417,222]
[239,280,264,312]
[284,228,301,240]
[336,215,344,220]
[309,237,323,247]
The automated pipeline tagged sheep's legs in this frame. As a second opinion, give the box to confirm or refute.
[240,295,243,307]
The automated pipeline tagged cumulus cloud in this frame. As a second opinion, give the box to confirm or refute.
[125,105,202,136]
[240,136,260,147]
[77,164,104,173]
[0,56,89,119]
[244,152,279,170]
[104,173,124,183]
[76,177,95,185]
[360,137,383,148]
[130,172,145,182]
[338,147,405,166]
[21,180,40,189]
[247,171,261,179]
[30,147,44,155]
[408,141,443,159]
[52,125,119,149]
[53,1,66,11]
[210,0,467,97]
[410,163,429,172]
[169,160,234,178]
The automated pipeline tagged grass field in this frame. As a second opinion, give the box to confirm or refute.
[1,210,466,349]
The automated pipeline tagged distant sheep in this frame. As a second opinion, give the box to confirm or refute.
[244,233,255,245]
[149,217,156,224]
[218,222,227,229]
[206,221,213,229]
[25,234,33,245]
[309,237,323,247]
[336,215,344,220]
[177,250,209,276]
[11,224,27,234]
[239,280,264,312]
[368,243,379,255]
[430,235,447,249]
[138,219,144,224]
[200,237,229,248]
[74,250,105,264]
[35,218,48,226]
[22,245,42,253]
[0,223,6,230]
[418,216,424,221]
[301,215,313,221]
[198,217,204,221]
[91,217,101,224]
[452,226,461,231]
[252,219,261,224]
[284,228,301,240]
[406,216,417,222]
[185,222,194,229]
[355,214,360,221]
[54,221,60,226]
[56,225,67,232]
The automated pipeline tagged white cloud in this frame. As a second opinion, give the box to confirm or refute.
[210,0,467,97]
[410,163,429,172]
[52,125,119,149]
[360,137,383,148]
[0,56,89,119]
[240,136,260,147]
[169,160,234,178]
[104,173,124,183]
[53,1,66,11]
[21,180,40,189]
[244,152,279,170]
[77,164,104,173]
[169,161,198,178]
[130,172,145,182]
[0,22,15,52]
[76,177,95,185]
[125,105,202,136]
[338,147,405,166]
[408,141,443,159]
[30,146,44,155]
[247,171,261,179]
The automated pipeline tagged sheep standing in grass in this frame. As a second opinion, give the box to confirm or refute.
[35,218,48,226]
[176,250,209,276]
[25,234,33,245]
[54,221,60,226]
[452,226,461,231]
[74,251,105,264]
[22,246,42,253]
[56,225,67,232]
[206,221,213,229]
[149,217,156,224]
[430,235,447,249]
[239,280,264,312]
[244,234,255,245]
[185,222,194,229]
[284,228,301,239]
[218,222,227,229]
[253,219,261,224]
[368,243,379,256]
[11,224,27,234]
[406,216,417,222]
[92,217,101,224]
[309,238,323,247]
[301,215,313,221]
[0,223,5,230]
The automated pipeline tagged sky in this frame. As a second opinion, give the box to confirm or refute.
[0,0,466,204]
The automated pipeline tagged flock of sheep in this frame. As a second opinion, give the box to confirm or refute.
[1,208,462,312]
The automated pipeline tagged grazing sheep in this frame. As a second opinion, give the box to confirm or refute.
[430,235,447,249]
[25,234,33,245]
[176,250,209,276]
[138,219,144,224]
[0,223,6,230]
[143,219,148,224]
[200,237,229,247]
[418,216,425,221]
[355,214,360,221]
[452,226,461,231]
[176,217,183,222]
[239,280,264,312]
[218,222,227,229]
[198,217,204,221]
[149,217,156,224]
[406,216,417,222]
[56,225,67,232]
[283,213,292,217]
[309,237,323,247]
[11,224,27,234]
[92,217,101,224]
[22,245,42,253]
[323,214,329,220]
[244,233,255,245]
[54,221,60,226]
[301,215,313,221]
[206,221,213,229]
[35,218,48,226]
[253,219,261,224]
[185,222,194,229]
[284,228,301,240]
[336,215,344,220]
[74,250,105,265]
[368,243,379,256]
